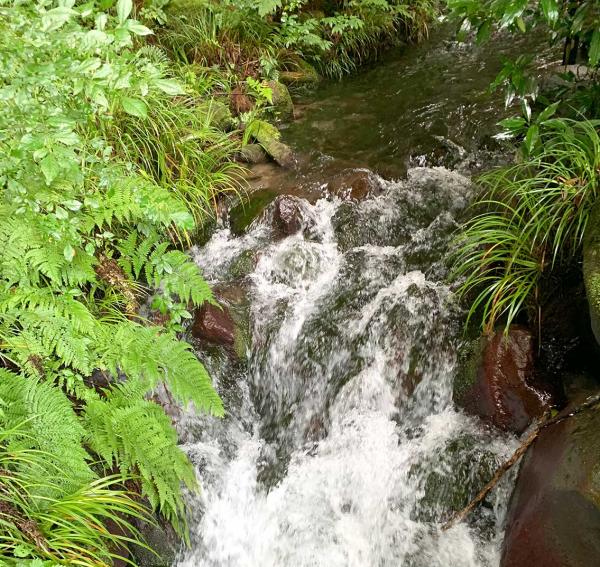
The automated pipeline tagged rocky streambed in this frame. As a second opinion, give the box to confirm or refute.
[163,22,600,567]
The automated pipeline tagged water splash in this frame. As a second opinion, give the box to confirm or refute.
[180,168,517,567]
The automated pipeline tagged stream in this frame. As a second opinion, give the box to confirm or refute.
[177,23,559,567]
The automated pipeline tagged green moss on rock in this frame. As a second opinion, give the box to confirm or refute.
[583,200,600,345]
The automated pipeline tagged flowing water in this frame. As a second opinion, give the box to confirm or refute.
[176,23,559,567]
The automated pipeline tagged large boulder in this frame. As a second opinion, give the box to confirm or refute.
[583,200,600,346]
[501,400,600,567]
[455,326,554,434]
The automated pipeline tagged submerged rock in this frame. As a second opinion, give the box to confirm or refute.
[501,400,600,567]
[326,168,384,201]
[455,326,554,434]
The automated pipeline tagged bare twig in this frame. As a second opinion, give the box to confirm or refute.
[442,393,600,531]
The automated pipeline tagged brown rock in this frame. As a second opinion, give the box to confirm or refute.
[192,302,236,347]
[501,401,600,567]
[326,169,383,201]
[458,326,553,433]
[272,195,310,236]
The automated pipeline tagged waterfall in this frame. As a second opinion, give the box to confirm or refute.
[179,167,517,567]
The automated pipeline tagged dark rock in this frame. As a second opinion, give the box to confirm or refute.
[501,401,600,567]
[272,195,312,236]
[326,168,384,201]
[130,514,181,567]
[230,86,254,116]
[455,326,554,434]
[192,302,236,347]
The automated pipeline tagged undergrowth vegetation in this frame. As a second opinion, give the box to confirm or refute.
[448,0,600,334]
[0,1,232,564]
[150,0,439,79]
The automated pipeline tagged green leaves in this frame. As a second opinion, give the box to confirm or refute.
[121,95,148,118]
[116,0,132,24]
[540,0,559,24]
[40,154,60,185]
[590,29,600,67]
[0,3,229,556]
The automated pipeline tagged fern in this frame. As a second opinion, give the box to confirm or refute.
[0,370,95,495]
[83,382,197,536]
[97,322,224,415]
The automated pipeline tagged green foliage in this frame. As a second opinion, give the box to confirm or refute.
[157,0,438,79]
[0,1,229,562]
[0,424,152,567]
[452,118,600,332]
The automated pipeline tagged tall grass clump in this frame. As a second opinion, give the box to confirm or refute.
[452,118,600,333]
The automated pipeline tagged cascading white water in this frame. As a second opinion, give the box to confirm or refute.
[181,167,517,567]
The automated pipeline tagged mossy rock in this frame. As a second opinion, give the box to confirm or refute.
[583,200,600,346]
[279,60,321,86]
[239,143,269,164]
[266,80,294,122]
[197,99,236,132]
[410,434,499,523]
[251,121,295,168]
[452,336,486,407]
[228,188,278,235]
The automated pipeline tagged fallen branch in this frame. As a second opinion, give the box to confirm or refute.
[442,393,600,531]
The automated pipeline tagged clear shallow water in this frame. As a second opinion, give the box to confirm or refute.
[180,169,518,567]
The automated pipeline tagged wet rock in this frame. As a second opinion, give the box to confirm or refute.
[583,200,600,346]
[228,188,278,235]
[501,400,600,567]
[412,433,499,524]
[239,143,269,164]
[252,121,295,168]
[192,302,236,348]
[455,326,554,434]
[272,195,312,236]
[130,514,181,567]
[326,168,384,201]
[266,80,294,122]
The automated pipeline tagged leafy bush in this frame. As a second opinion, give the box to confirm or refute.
[0,0,230,562]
